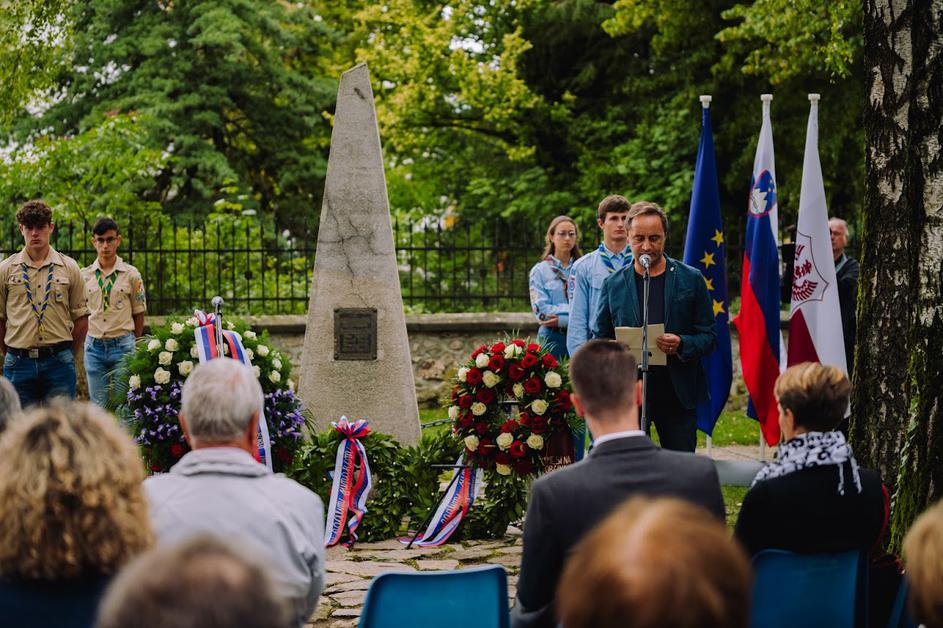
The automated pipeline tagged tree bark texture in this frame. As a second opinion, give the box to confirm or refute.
[853,0,943,549]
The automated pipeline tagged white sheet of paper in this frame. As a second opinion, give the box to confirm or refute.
[614,324,667,366]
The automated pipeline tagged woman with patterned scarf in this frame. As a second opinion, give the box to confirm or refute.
[734,362,887,557]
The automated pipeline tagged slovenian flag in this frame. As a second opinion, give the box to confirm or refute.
[683,98,731,436]
[787,95,848,375]
[733,95,785,446]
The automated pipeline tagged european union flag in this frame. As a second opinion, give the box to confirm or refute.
[683,101,732,436]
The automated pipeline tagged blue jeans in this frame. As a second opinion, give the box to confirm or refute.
[4,348,77,407]
[537,327,568,360]
[84,334,136,408]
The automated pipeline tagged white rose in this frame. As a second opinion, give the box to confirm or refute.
[256,344,269,357]
[287,378,295,391]
[496,432,514,450]
[544,371,562,388]
[272,359,282,370]
[147,339,161,352]
[186,317,199,327]
[471,402,487,416]
[526,434,544,450]
[178,360,193,376]
[495,463,512,476]
[269,370,281,383]
[165,338,178,352]
[513,383,524,399]
[158,351,173,366]
[190,345,199,358]
[463,435,480,451]
[244,330,257,339]
[154,367,170,384]
[448,406,460,420]
[244,348,254,361]
[482,370,500,388]
[254,366,261,378]
[458,367,469,382]
[475,353,490,368]
[170,322,185,335]
[128,375,141,389]
[226,321,235,330]
[504,344,522,359]
[531,399,549,415]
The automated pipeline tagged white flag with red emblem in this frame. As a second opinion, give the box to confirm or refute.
[787,95,847,375]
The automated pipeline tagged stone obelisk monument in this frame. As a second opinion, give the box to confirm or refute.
[299,64,421,446]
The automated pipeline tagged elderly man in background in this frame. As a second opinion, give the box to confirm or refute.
[829,217,859,378]
[144,359,325,627]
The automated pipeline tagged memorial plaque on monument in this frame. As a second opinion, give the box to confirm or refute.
[334,308,377,361]
[299,64,421,445]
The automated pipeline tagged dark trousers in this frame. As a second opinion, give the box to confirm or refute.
[645,366,697,453]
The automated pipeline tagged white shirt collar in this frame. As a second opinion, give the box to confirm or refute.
[592,429,646,447]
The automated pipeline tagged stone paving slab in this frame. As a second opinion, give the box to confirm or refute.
[416,559,459,571]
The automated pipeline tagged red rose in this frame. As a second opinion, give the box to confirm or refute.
[513,458,534,475]
[170,443,185,458]
[512,339,526,347]
[477,438,494,455]
[527,343,540,352]
[523,376,542,395]
[509,440,528,458]
[490,341,506,354]
[542,354,558,369]
[500,419,520,433]
[458,395,473,409]
[476,387,495,404]
[556,389,572,410]
[475,422,489,434]
[150,463,162,473]
[470,344,488,359]
[466,368,483,385]
[459,414,474,428]
[488,354,506,372]
[495,452,512,465]
[518,411,531,425]
[521,353,539,368]
[531,417,548,434]
[507,363,526,381]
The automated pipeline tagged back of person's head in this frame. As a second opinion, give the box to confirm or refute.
[96,535,292,628]
[774,362,850,431]
[558,497,751,628]
[597,194,631,221]
[0,376,21,434]
[16,199,54,228]
[569,339,637,420]
[903,500,943,628]
[0,401,152,579]
[181,358,263,445]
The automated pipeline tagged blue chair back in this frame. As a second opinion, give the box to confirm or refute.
[750,549,864,628]
[358,564,509,628]
[886,579,917,628]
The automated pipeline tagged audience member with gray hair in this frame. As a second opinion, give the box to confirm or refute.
[0,376,21,433]
[96,535,292,628]
[144,358,325,627]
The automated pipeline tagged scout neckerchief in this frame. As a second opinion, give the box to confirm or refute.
[597,243,628,274]
[543,255,571,301]
[95,268,118,311]
[20,261,54,330]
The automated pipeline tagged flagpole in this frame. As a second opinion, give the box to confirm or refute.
[699,94,714,457]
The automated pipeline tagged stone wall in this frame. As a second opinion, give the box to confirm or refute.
[140,313,787,410]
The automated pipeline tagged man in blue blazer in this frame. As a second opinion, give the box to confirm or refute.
[593,201,716,451]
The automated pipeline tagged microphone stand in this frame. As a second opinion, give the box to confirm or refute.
[212,296,224,351]
[640,262,651,436]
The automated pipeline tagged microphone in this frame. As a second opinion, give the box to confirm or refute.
[639,254,652,269]
[211,296,224,308]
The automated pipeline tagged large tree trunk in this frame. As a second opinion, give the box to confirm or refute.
[852,0,943,550]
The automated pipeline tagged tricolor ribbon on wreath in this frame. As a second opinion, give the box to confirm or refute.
[404,456,483,547]
[324,418,373,548]
[192,310,273,471]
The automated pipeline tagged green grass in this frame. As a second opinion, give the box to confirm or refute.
[723,485,749,529]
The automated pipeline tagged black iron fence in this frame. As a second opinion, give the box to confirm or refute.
[2,215,748,315]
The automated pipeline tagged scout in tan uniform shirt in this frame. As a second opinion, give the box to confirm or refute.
[82,217,146,408]
[0,201,89,406]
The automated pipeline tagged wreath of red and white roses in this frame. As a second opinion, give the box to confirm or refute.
[449,339,576,477]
